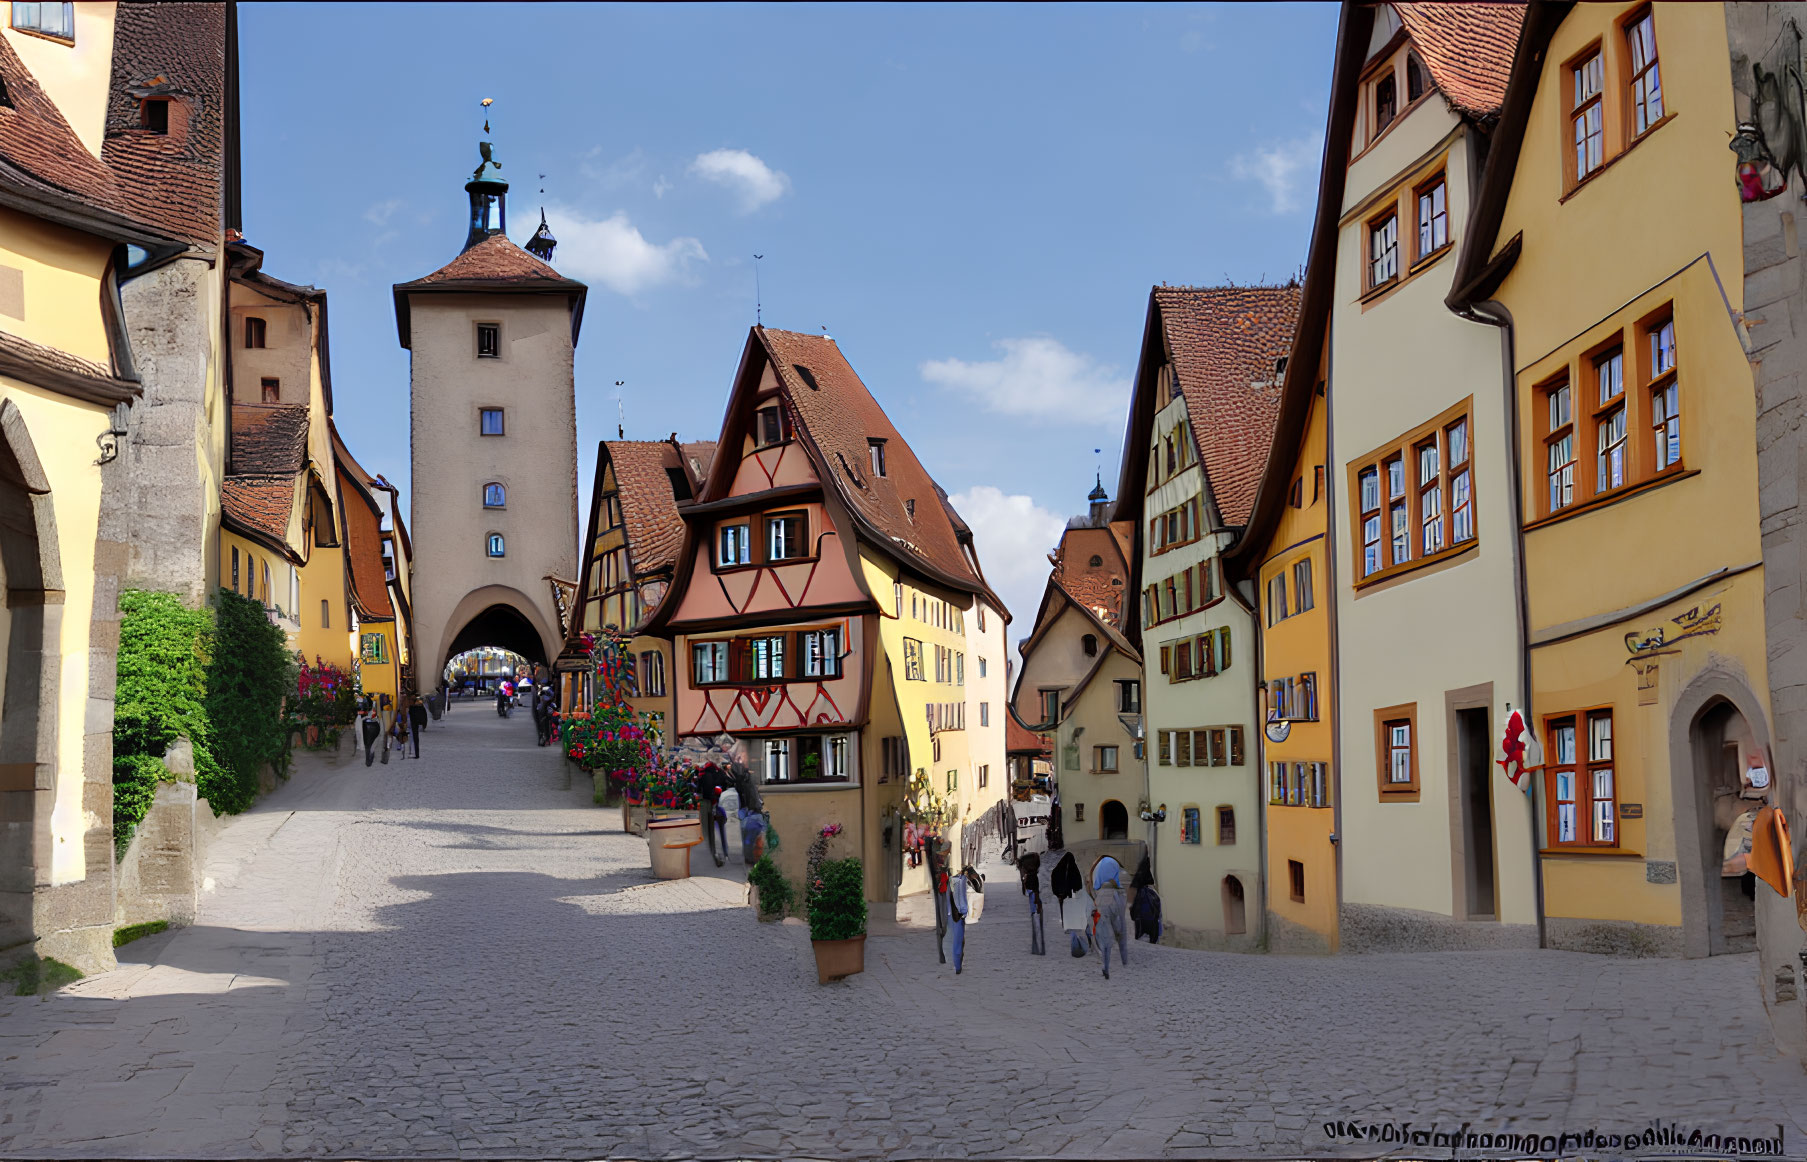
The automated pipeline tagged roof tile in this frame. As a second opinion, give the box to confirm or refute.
[219,475,292,542]
[1396,2,1527,119]
[605,440,715,578]
[230,404,309,475]
[396,231,581,289]
[1153,286,1303,528]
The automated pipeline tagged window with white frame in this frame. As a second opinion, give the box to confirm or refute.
[718,522,752,567]
[801,628,841,678]
[693,641,729,685]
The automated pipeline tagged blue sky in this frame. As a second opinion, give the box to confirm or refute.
[240,2,1338,641]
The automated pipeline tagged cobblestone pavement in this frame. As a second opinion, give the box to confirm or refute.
[4,705,1807,1159]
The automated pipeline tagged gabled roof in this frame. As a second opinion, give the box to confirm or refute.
[220,475,295,547]
[392,231,587,348]
[1396,2,1527,121]
[229,404,309,475]
[740,327,1003,612]
[1051,524,1130,627]
[102,0,227,248]
[606,439,712,577]
[330,424,394,621]
[0,31,129,220]
[1006,707,1051,757]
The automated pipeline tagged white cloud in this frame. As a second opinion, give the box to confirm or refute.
[364,198,404,226]
[947,486,1067,639]
[540,205,706,296]
[920,336,1128,427]
[653,175,671,199]
[689,148,791,213]
[1229,132,1323,215]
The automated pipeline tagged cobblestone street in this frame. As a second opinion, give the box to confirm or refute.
[3,706,1806,1159]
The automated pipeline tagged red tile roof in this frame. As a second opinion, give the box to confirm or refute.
[1154,286,1302,528]
[0,30,132,221]
[396,231,581,289]
[604,440,714,577]
[1052,525,1130,627]
[756,328,1001,612]
[229,404,309,475]
[1397,2,1526,119]
[101,1,226,248]
[220,475,293,543]
[1007,709,1050,757]
[331,426,394,621]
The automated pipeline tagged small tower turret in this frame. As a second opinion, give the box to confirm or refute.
[463,139,509,252]
[1087,472,1111,527]
[526,208,557,262]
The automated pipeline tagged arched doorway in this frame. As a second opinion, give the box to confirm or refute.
[1222,875,1247,935]
[1100,799,1129,841]
[0,400,59,951]
[1691,697,1762,955]
[444,603,547,668]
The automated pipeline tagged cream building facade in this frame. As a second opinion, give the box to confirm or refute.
[1327,2,1538,949]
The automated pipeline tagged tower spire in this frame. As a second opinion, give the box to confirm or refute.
[462,98,508,252]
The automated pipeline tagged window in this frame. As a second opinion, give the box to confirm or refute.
[766,512,806,560]
[1374,71,1397,134]
[639,650,666,697]
[320,598,330,629]
[1116,680,1140,714]
[693,641,729,685]
[1309,762,1330,808]
[486,533,505,557]
[261,377,279,403]
[978,764,989,789]
[827,735,850,782]
[1406,52,1427,103]
[904,638,925,682]
[1199,558,1217,604]
[1546,709,1617,846]
[1180,807,1201,844]
[1545,379,1575,512]
[750,635,786,680]
[1094,745,1119,774]
[1289,859,1306,903]
[753,403,785,448]
[603,494,623,529]
[1416,174,1448,260]
[1082,633,1098,658]
[1648,317,1680,471]
[244,316,266,348]
[956,652,965,686]
[1350,399,1476,582]
[1571,50,1605,181]
[1040,688,1059,724]
[868,438,887,477]
[1375,704,1419,799]
[230,545,239,592]
[881,736,906,782]
[476,323,500,358]
[718,523,752,567]
[1369,212,1399,288]
[137,96,170,134]
[1594,348,1627,494]
[1626,9,1663,137]
[764,738,791,783]
[1266,571,1287,626]
[947,769,958,793]
[979,702,989,727]
[261,561,270,604]
[1173,639,1193,681]
[483,482,506,508]
[801,628,840,678]
[977,607,985,632]
[1293,558,1313,613]
[11,3,73,40]
[480,408,505,436]
[978,657,987,678]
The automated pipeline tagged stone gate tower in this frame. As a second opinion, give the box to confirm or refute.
[393,140,586,683]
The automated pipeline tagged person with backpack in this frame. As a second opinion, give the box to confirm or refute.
[947,863,982,974]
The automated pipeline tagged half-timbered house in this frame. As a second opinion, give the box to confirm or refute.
[646,327,1010,904]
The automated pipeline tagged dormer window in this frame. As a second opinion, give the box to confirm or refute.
[142,98,170,134]
[868,438,887,477]
[1406,53,1427,103]
[0,73,12,110]
[905,498,916,520]
[1374,73,1398,134]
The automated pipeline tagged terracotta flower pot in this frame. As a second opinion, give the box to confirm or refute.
[811,934,866,984]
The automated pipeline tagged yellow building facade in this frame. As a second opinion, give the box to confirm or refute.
[1453,1,1772,957]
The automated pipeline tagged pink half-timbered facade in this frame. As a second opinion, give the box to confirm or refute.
[648,326,1012,902]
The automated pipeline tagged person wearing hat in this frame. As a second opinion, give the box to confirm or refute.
[1091,853,1130,978]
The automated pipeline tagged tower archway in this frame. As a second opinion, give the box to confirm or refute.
[434,584,559,676]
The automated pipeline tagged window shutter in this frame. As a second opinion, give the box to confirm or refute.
[1229,727,1245,766]
[1160,645,1170,674]
[1218,627,1231,670]
[1157,731,1171,766]
[729,637,750,683]
[1193,730,1210,765]
[1176,730,1192,767]
[792,631,808,678]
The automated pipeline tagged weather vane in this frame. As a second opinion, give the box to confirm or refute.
[472,97,500,182]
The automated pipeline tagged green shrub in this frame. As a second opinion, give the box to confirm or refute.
[807,857,866,941]
[113,920,169,948]
[747,853,793,918]
[203,589,295,813]
[113,591,220,848]
[1,956,81,996]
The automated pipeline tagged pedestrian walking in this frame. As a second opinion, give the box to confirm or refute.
[1018,851,1046,955]
[407,692,428,758]
[947,863,977,974]
[1091,853,1129,978]
[359,697,381,767]
[1130,853,1162,944]
[377,693,395,764]
[1051,850,1087,957]
[388,704,411,760]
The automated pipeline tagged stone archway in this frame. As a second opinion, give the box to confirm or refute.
[0,399,62,952]
[434,584,559,676]
[1667,658,1774,959]
[1100,799,1129,841]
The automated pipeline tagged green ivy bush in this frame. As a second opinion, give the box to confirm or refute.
[807,857,867,942]
[112,591,220,852]
[747,853,793,918]
[203,589,295,814]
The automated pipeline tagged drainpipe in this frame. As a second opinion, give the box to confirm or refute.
[1252,608,1269,949]
[1456,295,1546,950]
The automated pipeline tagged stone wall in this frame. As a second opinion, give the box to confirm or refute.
[1726,0,1807,1067]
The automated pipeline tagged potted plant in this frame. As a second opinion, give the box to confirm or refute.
[808,856,867,983]
[746,853,792,921]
